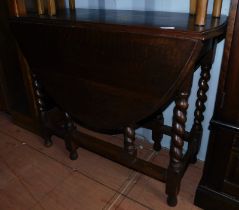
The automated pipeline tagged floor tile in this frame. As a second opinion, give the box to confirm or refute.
[0,119,45,151]
[0,112,203,210]
[191,205,203,210]
[104,195,151,210]
[0,113,153,192]
[38,173,117,210]
[0,160,17,190]
[126,175,195,210]
[0,144,72,202]
[31,204,45,210]
[0,131,21,156]
[180,165,203,201]
[124,150,203,210]
[116,198,151,210]
[0,177,37,210]
[38,136,133,191]
[0,112,12,126]
[38,130,154,192]
[151,148,170,169]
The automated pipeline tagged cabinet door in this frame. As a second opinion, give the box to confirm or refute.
[214,0,239,126]
[224,134,239,198]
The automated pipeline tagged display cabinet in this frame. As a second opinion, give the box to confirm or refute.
[195,0,239,209]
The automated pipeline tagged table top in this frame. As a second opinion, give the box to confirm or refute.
[9,9,227,133]
[11,9,227,40]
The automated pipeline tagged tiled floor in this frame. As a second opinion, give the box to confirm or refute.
[0,112,203,210]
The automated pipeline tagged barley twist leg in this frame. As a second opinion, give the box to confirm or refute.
[190,63,211,163]
[166,92,189,207]
[32,74,53,147]
[124,126,137,156]
[64,112,78,160]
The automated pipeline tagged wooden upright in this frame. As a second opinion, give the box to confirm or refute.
[190,0,197,15]
[195,0,209,26]
[48,0,56,16]
[213,0,223,17]
[69,0,75,10]
[36,0,44,15]
[8,0,27,16]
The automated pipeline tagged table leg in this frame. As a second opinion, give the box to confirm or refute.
[64,112,78,160]
[124,126,137,156]
[152,114,164,151]
[190,62,212,163]
[166,91,189,206]
[32,74,53,147]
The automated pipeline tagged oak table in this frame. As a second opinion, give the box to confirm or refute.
[9,9,227,206]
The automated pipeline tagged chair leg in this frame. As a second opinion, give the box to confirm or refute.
[166,91,189,207]
[64,112,78,160]
[124,126,137,156]
[190,62,212,163]
[152,114,164,151]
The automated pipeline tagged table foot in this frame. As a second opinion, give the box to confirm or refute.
[167,195,177,207]
[190,155,198,164]
[70,150,78,160]
[64,112,79,160]
[153,143,162,152]
[44,138,53,147]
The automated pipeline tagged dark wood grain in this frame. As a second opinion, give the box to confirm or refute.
[9,9,225,133]
[10,9,227,40]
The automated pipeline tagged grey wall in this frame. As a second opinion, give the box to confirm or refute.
[73,0,230,160]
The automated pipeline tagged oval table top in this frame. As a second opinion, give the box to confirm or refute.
[9,9,226,133]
